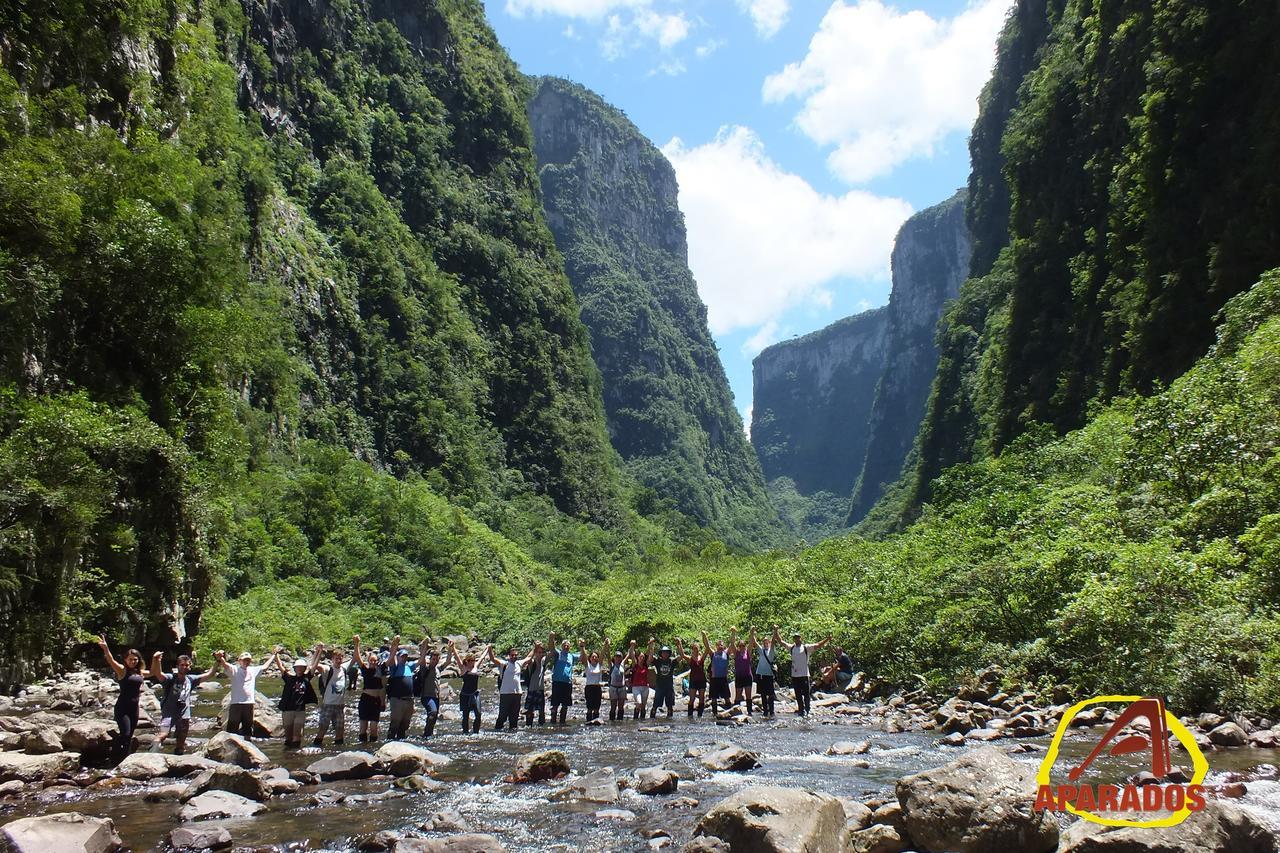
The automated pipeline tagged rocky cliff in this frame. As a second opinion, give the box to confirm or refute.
[848,190,971,524]
[528,77,781,549]
[751,308,890,524]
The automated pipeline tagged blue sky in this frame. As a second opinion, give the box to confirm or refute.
[488,0,1012,428]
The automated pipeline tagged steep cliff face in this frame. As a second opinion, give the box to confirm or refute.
[752,308,890,505]
[903,0,1280,523]
[848,190,971,524]
[528,77,781,549]
[0,0,628,679]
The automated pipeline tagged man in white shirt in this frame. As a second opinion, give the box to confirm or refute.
[314,646,359,746]
[787,631,832,717]
[216,650,266,738]
[489,646,529,732]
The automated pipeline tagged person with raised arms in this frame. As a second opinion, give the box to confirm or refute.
[352,635,387,743]
[97,636,148,761]
[788,629,832,717]
[216,648,267,739]
[314,641,359,746]
[150,650,220,755]
[754,626,780,717]
[629,637,655,720]
[489,644,530,731]
[702,629,732,716]
[548,631,584,725]
[523,640,549,727]
[605,638,631,721]
[650,643,678,719]
[675,637,707,717]
[273,644,321,749]
[583,639,608,723]
[456,640,487,734]
[416,639,450,738]
[385,634,429,740]
[730,627,754,715]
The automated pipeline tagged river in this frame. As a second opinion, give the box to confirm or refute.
[8,682,1280,851]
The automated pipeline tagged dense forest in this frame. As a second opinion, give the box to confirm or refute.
[2,0,1279,716]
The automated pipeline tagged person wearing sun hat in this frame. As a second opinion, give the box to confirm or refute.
[273,644,321,748]
[216,648,267,738]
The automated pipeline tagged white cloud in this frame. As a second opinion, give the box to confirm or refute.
[763,0,1011,183]
[508,0,689,59]
[742,320,783,357]
[695,38,725,59]
[662,126,912,334]
[736,0,790,38]
[505,0,638,18]
[648,59,688,77]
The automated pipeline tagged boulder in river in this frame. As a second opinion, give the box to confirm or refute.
[60,720,118,762]
[847,824,909,853]
[827,740,871,756]
[181,764,271,802]
[1208,722,1249,747]
[698,744,762,772]
[635,767,680,795]
[200,731,268,768]
[168,824,233,850]
[512,749,570,783]
[423,809,472,833]
[179,789,267,821]
[895,747,1057,853]
[1057,800,1275,852]
[0,750,80,782]
[308,751,378,781]
[392,835,508,852]
[694,786,847,853]
[114,752,172,780]
[375,742,451,776]
[1,812,123,853]
[19,726,64,755]
[557,766,619,803]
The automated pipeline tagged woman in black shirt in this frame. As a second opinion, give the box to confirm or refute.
[97,635,146,762]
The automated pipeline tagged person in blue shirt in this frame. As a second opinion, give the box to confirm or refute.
[385,634,431,740]
[547,631,585,725]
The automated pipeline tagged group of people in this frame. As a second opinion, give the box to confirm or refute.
[95,626,858,759]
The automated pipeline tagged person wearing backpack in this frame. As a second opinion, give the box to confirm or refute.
[754,626,779,717]
[149,651,219,755]
[523,640,549,727]
[385,634,430,740]
[273,645,321,748]
[314,642,359,746]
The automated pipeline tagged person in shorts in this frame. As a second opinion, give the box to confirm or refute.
[149,651,218,755]
[314,643,359,746]
[273,645,320,748]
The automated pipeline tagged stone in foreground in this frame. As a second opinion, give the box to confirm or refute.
[1057,800,1275,852]
[392,835,508,852]
[694,785,847,853]
[895,746,1057,853]
[511,749,570,783]
[308,751,378,781]
[168,824,234,850]
[1,812,123,853]
[698,745,762,772]
[179,789,267,821]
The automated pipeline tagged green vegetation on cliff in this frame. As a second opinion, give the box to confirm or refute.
[899,0,1280,526]
[528,77,781,551]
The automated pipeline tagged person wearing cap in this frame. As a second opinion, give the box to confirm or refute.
[150,650,220,755]
[353,635,387,743]
[651,643,678,719]
[488,645,530,731]
[216,649,267,738]
[604,637,631,721]
[273,644,321,748]
[788,628,832,717]
[385,634,429,739]
[314,641,360,746]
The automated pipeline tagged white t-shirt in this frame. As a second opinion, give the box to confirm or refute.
[498,659,522,694]
[321,663,353,706]
[225,663,264,705]
[790,644,810,678]
[585,661,603,685]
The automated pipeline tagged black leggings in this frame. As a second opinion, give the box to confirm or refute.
[585,684,603,721]
[793,676,811,715]
[460,692,482,733]
[114,701,139,758]
[757,675,776,715]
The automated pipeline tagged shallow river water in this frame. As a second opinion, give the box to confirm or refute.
[8,683,1280,851]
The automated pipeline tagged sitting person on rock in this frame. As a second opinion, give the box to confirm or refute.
[150,650,219,755]
[818,647,856,693]
[273,644,321,749]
